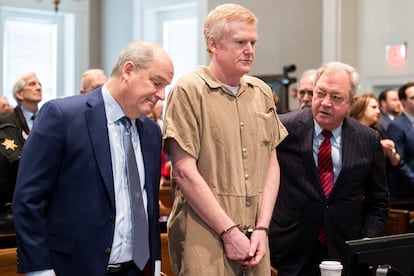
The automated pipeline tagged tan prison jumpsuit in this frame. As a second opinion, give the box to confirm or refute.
[163,66,287,276]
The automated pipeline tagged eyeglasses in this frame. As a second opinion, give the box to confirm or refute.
[314,90,347,104]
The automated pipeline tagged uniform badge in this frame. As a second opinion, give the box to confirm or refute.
[1,138,19,151]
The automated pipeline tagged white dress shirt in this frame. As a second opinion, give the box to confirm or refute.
[102,85,148,264]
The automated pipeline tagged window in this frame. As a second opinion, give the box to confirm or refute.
[0,7,74,107]
[143,1,199,87]
[163,16,198,84]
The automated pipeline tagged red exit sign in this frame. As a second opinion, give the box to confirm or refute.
[385,43,407,65]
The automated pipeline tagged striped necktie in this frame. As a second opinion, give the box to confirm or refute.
[120,117,150,270]
[318,130,334,197]
[318,129,333,244]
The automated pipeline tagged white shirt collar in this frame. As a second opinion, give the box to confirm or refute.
[313,120,343,141]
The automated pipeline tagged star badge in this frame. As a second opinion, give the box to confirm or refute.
[2,138,18,151]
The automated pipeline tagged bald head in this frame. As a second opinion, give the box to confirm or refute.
[110,41,173,78]
[80,69,107,94]
[0,95,12,115]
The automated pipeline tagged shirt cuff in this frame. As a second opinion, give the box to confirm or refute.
[26,269,55,276]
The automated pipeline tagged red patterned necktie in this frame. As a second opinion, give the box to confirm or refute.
[318,129,333,244]
[319,130,334,197]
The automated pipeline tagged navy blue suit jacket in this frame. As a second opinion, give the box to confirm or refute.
[269,108,389,275]
[13,88,162,275]
[386,113,414,199]
[379,110,393,134]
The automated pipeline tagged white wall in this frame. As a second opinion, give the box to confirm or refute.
[101,0,135,75]
[358,0,414,93]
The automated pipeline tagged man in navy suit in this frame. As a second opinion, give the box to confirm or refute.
[269,62,389,276]
[378,88,402,134]
[13,41,174,276]
[387,82,414,199]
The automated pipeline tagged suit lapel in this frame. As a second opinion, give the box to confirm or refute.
[85,89,115,209]
[330,118,355,199]
[14,106,30,134]
[301,115,317,173]
[401,114,414,134]
[299,110,325,199]
[136,117,154,198]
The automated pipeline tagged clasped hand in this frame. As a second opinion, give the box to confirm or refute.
[221,227,267,267]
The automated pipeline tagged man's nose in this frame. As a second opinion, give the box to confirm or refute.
[155,88,166,101]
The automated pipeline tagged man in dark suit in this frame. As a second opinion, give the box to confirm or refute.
[378,88,402,134]
[386,82,414,199]
[13,41,174,276]
[269,62,389,276]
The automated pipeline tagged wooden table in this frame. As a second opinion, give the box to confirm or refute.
[0,247,18,276]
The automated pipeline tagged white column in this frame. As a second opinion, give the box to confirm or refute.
[322,0,342,62]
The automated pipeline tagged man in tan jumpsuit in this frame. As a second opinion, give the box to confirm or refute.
[163,3,287,276]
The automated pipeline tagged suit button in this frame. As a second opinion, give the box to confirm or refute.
[104,247,111,255]
[110,215,115,223]
[325,205,329,209]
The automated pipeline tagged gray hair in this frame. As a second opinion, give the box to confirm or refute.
[12,72,38,102]
[298,69,317,84]
[81,68,106,89]
[110,41,159,77]
[82,68,105,79]
[314,62,360,98]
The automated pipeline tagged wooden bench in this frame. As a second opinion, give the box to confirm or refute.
[389,200,414,233]
[161,233,174,276]
[0,247,18,276]
[385,209,410,235]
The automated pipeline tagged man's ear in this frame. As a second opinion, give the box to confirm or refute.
[350,96,357,106]
[380,100,386,110]
[121,61,136,80]
[207,37,218,53]
[15,91,24,101]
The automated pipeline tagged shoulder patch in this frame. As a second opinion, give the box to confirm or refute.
[1,138,18,151]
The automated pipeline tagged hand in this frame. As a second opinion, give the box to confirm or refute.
[380,139,394,151]
[380,138,400,166]
[380,139,396,157]
[221,227,251,262]
[239,229,268,267]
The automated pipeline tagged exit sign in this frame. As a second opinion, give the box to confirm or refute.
[385,43,407,65]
